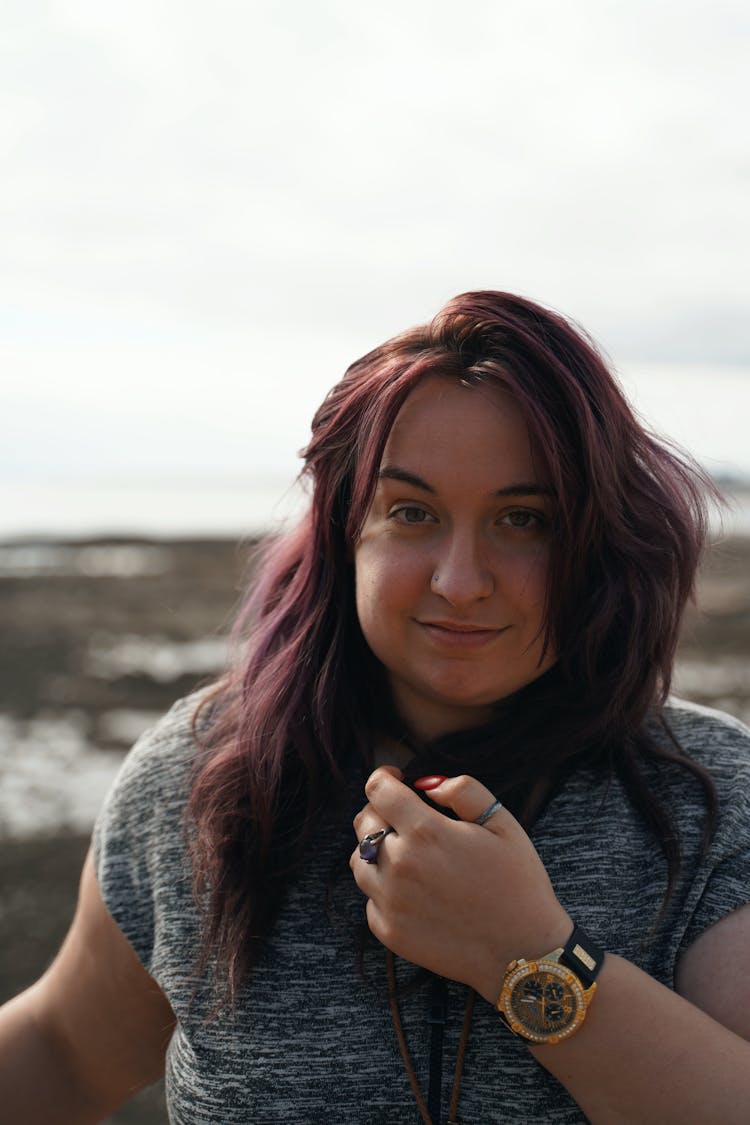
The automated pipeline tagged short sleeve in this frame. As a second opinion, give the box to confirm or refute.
[92,693,202,975]
[687,866,750,952]
[666,702,750,955]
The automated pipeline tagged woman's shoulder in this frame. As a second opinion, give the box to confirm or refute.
[656,697,750,775]
[644,698,750,847]
[97,686,217,830]
[93,688,218,974]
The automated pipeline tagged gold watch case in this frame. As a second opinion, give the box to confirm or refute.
[497,952,597,1045]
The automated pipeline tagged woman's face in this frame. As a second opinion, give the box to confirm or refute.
[354,376,556,742]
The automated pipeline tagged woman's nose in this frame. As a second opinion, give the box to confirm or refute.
[430,535,494,606]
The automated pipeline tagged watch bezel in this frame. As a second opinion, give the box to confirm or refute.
[499,958,588,1044]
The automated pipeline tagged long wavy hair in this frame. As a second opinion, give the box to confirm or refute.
[188,291,719,1001]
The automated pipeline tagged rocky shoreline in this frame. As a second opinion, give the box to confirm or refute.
[1,533,748,1123]
[0,537,255,1123]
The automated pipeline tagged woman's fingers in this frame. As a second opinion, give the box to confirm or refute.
[364,767,512,841]
[351,770,404,880]
[363,767,510,838]
[363,766,441,833]
[354,770,513,875]
[415,774,509,834]
[352,766,404,850]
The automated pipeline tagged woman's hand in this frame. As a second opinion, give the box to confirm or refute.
[350,766,571,1003]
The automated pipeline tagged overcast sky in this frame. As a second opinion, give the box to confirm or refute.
[2,0,749,493]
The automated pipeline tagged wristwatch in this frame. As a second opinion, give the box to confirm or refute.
[496,924,605,1044]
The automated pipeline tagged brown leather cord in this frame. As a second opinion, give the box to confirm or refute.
[387,950,476,1125]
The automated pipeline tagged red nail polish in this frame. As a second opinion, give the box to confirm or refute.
[413,775,447,790]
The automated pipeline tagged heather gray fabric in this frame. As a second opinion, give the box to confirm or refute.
[93,694,750,1124]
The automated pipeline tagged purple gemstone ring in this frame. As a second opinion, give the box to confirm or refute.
[359,826,395,864]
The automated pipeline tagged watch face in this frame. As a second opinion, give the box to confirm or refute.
[502,960,586,1043]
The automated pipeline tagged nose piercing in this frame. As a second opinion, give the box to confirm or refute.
[432,572,439,584]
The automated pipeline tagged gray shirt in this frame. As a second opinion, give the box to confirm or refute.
[93,693,750,1123]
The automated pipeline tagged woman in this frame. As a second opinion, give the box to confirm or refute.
[1,291,749,1123]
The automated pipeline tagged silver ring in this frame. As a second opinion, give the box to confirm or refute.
[359,826,395,864]
[474,799,503,827]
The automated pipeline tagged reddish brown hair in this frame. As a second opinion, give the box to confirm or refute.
[189,291,718,1000]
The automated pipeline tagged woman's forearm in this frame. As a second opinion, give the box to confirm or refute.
[527,954,750,1124]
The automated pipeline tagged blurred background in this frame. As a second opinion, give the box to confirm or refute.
[1,2,749,1121]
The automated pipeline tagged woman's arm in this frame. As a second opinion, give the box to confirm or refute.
[529,924,750,1125]
[0,849,176,1124]
[352,769,750,1125]
[675,902,750,1036]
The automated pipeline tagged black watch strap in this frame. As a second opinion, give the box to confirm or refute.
[559,924,605,989]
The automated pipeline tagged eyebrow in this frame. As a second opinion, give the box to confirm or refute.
[377,466,554,498]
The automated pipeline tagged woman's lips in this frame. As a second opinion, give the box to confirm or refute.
[418,621,509,648]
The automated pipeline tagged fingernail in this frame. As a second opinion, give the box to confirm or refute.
[413,775,447,790]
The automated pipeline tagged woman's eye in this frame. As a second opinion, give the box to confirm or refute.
[501,509,543,530]
[392,506,434,525]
